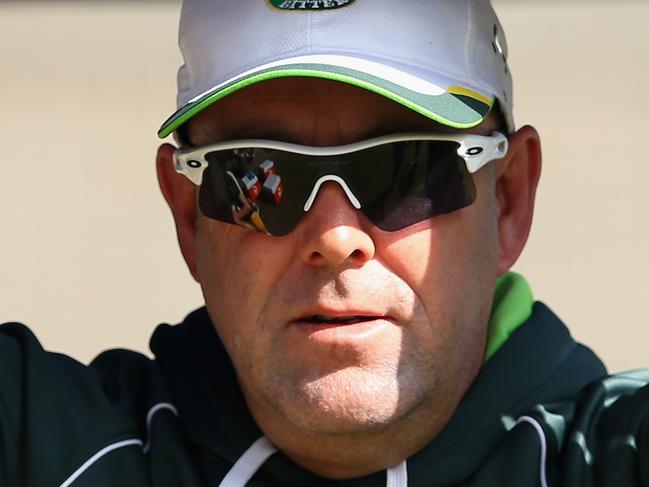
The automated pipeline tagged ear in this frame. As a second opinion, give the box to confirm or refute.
[156,143,200,281]
[495,126,542,275]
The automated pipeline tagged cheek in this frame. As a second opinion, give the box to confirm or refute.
[379,167,499,293]
[193,219,295,338]
[382,206,498,374]
[375,201,499,325]
[377,214,470,293]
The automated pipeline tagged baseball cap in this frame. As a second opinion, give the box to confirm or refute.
[157,0,514,139]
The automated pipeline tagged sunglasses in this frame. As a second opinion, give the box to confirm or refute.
[173,132,508,236]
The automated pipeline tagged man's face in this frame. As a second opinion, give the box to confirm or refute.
[179,78,503,436]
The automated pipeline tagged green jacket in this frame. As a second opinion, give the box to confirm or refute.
[1,302,648,486]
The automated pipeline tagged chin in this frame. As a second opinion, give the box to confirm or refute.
[276,366,429,435]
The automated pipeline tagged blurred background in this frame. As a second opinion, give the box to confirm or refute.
[1,0,647,370]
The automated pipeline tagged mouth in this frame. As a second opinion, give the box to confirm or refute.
[303,314,381,326]
[289,310,395,341]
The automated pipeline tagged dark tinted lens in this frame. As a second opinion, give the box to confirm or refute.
[198,139,475,235]
[200,148,319,236]
[347,140,475,231]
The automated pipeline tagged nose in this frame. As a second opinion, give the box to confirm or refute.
[297,181,376,268]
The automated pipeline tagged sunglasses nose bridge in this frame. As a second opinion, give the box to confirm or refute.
[303,175,362,213]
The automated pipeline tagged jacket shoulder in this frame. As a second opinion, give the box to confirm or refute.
[0,322,167,486]
[566,369,649,485]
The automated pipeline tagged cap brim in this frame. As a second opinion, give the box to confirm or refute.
[157,56,495,139]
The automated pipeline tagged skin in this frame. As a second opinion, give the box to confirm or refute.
[157,78,542,479]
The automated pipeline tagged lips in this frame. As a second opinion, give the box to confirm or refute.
[292,308,391,327]
[306,314,379,325]
[289,309,395,342]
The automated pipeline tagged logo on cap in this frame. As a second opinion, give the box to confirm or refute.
[269,0,355,10]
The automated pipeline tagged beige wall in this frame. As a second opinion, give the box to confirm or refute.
[1,1,647,370]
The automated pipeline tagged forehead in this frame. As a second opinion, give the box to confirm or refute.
[185,78,498,146]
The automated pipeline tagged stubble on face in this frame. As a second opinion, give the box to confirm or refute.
[189,78,500,449]
[195,192,498,439]
[257,266,431,433]
[196,226,429,433]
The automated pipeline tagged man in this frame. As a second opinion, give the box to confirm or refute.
[1,1,647,486]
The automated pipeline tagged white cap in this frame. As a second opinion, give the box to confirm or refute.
[158,0,513,139]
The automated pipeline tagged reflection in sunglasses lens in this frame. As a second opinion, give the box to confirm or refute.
[198,141,475,235]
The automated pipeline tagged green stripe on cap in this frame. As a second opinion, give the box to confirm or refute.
[158,64,494,138]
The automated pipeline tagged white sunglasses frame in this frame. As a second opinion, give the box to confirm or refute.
[173,132,509,187]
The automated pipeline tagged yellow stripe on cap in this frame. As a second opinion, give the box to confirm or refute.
[447,86,493,106]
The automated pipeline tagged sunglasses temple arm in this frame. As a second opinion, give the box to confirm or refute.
[463,132,509,173]
[173,151,206,185]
